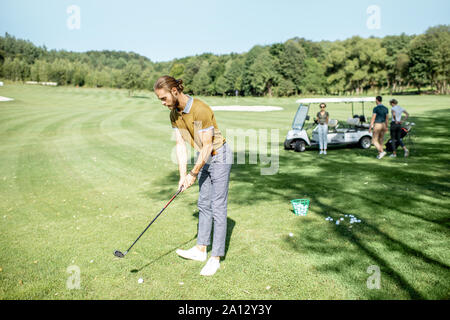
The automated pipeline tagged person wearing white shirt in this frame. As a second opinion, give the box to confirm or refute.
[389,99,410,157]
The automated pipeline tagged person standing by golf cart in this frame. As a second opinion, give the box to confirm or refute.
[389,99,410,158]
[369,96,389,159]
[316,103,329,155]
[153,76,232,277]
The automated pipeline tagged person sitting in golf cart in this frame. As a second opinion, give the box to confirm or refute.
[316,103,329,155]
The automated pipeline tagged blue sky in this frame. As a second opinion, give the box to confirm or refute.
[1,0,449,62]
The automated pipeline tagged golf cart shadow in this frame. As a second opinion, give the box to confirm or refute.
[297,142,366,153]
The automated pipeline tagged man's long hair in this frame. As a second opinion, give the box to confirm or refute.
[153,75,184,92]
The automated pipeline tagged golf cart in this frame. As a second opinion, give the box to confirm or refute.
[284,97,375,152]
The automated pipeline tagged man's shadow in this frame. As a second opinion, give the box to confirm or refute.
[192,212,236,261]
[130,236,196,273]
[130,213,235,273]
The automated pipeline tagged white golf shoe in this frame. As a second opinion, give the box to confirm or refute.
[176,246,207,262]
[377,151,387,159]
[200,258,220,276]
[404,149,409,157]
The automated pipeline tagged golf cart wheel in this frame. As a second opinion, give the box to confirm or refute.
[284,139,292,150]
[294,140,306,152]
[359,136,372,149]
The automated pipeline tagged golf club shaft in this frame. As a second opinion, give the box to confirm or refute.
[125,188,182,253]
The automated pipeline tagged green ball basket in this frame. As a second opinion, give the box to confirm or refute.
[291,199,310,216]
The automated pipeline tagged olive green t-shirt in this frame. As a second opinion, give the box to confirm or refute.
[170,97,225,152]
[317,111,329,124]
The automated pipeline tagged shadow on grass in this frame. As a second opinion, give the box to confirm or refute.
[151,109,450,298]
[130,235,196,273]
[131,95,151,99]
[191,212,236,261]
[130,215,236,273]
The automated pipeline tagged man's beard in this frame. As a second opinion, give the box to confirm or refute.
[169,93,180,110]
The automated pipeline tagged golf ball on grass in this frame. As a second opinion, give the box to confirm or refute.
[138,278,144,284]
[289,233,294,237]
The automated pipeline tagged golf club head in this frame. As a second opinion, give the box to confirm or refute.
[114,250,126,258]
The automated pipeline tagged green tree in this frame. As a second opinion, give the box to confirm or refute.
[183,57,203,92]
[223,58,244,94]
[72,62,88,87]
[215,75,228,96]
[122,62,142,96]
[382,34,414,92]
[273,78,296,96]
[191,61,211,95]
[324,42,347,94]
[242,45,265,95]
[169,63,185,79]
[299,58,326,94]
[278,40,306,93]
[246,49,280,96]
[409,25,450,94]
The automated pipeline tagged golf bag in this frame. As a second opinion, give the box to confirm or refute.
[386,127,408,152]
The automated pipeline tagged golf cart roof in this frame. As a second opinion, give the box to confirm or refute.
[295,97,376,104]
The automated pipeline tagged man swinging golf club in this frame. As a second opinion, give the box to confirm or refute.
[154,76,232,276]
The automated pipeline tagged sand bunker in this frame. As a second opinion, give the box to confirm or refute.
[211,105,283,112]
[0,96,14,102]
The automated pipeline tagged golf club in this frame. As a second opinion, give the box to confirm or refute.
[114,188,182,258]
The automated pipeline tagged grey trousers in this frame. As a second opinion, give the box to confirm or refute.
[197,143,232,257]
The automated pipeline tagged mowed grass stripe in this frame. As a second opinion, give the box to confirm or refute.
[78,109,165,181]
[0,110,92,215]
[12,112,100,221]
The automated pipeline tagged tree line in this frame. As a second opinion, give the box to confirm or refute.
[0,25,448,96]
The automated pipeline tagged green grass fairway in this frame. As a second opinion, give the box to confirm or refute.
[0,84,449,299]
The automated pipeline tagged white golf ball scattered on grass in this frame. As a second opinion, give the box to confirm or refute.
[289,232,294,237]
[325,214,362,226]
[138,278,144,284]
